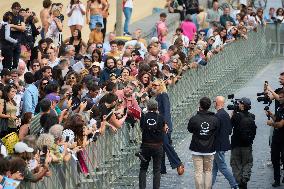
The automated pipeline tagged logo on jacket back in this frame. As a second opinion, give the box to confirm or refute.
[200,122,210,136]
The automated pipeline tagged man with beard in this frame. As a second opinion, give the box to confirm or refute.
[0,69,12,86]
[99,56,121,85]
[116,81,141,136]
[266,89,284,187]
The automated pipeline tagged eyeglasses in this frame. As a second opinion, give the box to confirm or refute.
[33,64,40,67]
[96,45,103,48]
[190,42,196,45]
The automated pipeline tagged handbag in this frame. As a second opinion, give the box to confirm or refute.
[0,100,9,136]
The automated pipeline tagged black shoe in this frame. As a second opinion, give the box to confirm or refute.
[135,152,147,162]
[272,181,280,187]
[123,32,131,36]
[160,170,167,174]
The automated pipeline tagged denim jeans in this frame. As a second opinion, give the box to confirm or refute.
[89,14,104,30]
[139,144,163,189]
[212,151,238,188]
[192,154,214,189]
[161,133,182,173]
[160,42,167,50]
[123,7,132,33]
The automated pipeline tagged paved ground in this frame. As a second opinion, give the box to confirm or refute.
[142,58,284,189]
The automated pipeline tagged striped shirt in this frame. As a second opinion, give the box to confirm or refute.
[29,114,41,135]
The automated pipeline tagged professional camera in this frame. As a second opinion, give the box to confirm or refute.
[227,94,240,111]
[257,92,271,104]
[257,81,272,105]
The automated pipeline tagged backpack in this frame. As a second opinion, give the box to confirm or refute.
[237,112,257,146]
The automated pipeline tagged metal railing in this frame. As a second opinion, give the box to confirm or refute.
[21,24,282,189]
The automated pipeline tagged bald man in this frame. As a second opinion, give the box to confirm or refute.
[212,96,238,189]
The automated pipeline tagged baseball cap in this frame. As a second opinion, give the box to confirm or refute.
[14,142,34,153]
[46,93,60,102]
[239,97,251,106]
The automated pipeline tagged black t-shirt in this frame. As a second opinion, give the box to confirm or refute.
[140,112,165,144]
[274,87,283,112]
[11,14,25,43]
[273,106,284,140]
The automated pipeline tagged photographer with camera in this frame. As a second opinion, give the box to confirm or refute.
[266,73,284,110]
[230,97,257,189]
[265,89,284,187]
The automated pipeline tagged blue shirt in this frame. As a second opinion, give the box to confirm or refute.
[22,84,39,115]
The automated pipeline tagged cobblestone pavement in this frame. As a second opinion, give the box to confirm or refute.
[142,59,284,189]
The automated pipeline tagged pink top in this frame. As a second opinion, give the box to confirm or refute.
[157,21,168,43]
[115,90,141,114]
[180,21,197,41]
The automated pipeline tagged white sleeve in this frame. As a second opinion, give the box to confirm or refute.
[1,145,8,157]
[4,24,17,44]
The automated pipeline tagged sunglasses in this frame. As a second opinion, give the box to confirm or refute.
[96,45,103,48]
[190,42,196,45]
[152,84,160,87]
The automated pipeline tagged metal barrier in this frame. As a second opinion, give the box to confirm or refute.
[21,25,281,189]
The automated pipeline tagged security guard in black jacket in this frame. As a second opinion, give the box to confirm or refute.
[138,99,167,189]
[266,89,284,187]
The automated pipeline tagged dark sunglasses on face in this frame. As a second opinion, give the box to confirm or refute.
[96,44,103,48]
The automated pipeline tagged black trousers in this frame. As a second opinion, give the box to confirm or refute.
[271,135,284,182]
[102,18,107,42]
[139,144,163,189]
[2,43,20,70]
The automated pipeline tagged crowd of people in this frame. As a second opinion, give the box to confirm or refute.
[0,0,280,188]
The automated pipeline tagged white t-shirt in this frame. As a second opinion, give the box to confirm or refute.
[49,58,60,68]
[67,3,86,26]
[124,0,133,8]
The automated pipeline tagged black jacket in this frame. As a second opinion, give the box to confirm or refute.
[231,110,256,148]
[187,110,220,153]
[215,108,232,151]
[140,112,165,144]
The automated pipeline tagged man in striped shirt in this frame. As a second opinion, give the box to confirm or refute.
[30,98,51,135]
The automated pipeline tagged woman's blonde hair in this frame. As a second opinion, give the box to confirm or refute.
[152,79,167,93]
